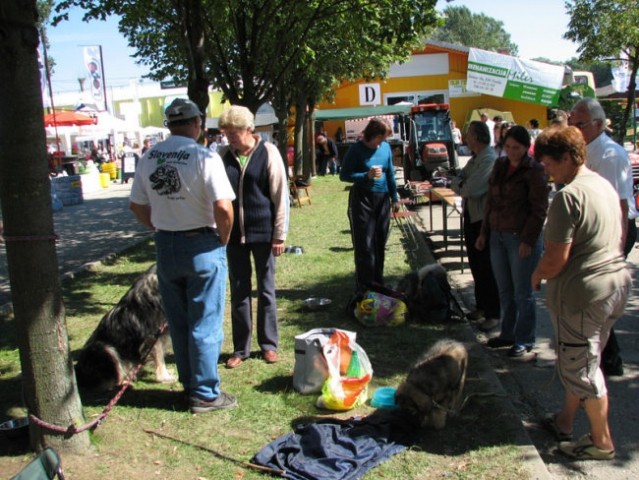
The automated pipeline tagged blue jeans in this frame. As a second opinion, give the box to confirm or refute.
[489,231,542,346]
[154,230,227,401]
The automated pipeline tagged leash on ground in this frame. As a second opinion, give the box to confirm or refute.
[144,428,287,477]
[29,323,169,436]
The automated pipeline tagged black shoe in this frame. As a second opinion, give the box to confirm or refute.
[466,309,485,322]
[345,291,363,319]
[190,391,238,413]
[508,344,533,357]
[486,337,514,349]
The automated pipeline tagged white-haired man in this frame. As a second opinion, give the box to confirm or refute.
[570,97,637,376]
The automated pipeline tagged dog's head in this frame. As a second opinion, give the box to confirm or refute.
[395,377,452,430]
[150,165,181,196]
[75,342,125,391]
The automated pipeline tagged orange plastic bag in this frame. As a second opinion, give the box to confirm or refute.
[316,331,373,411]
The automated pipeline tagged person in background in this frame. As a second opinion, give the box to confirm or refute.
[315,132,339,175]
[450,121,500,330]
[528,118,542,140]
[532,126,630,460]
[340,118,401,293]
[129,98,237,414]
[570,97,636,376]
[218,105,289,370]
[141,137,151,155]
[494,121,512,158]
[451,120,462,154]
[480,113,495,146]
[476,126,548,357]
[550,109,569,127]
[207,132,218,153]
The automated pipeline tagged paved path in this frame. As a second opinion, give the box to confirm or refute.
[410,187,639,480]
[0,182,152,308]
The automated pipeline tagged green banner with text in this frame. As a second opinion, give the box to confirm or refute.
[467,48,564,107]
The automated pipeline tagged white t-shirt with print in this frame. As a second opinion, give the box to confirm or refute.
[130,134,235,231]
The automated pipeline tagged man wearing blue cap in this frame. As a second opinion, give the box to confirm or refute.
[129,98,238,413]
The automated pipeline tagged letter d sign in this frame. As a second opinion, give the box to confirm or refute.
[359,83,381,106]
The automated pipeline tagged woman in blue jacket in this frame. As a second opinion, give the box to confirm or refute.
[340,118,400,292]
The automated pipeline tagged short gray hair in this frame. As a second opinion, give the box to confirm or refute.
[468,120,490,146]
[572,98,606,123]
[218,105,255,131]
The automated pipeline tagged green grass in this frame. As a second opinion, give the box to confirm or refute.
[0,176,531,479]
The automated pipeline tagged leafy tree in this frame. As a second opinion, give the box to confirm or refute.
[0,0,90,453]
[430,5,519,56]
[54,0,440,171]
[275,0,439,175]
[565,0,639,143]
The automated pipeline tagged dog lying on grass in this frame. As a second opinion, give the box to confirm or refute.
[395,339,468,429]
[396,263,459,323]
[75,264,174,390]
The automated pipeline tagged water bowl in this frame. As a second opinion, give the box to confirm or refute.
[302,297,332,310]
[0,417,29,439]
[371,386,398,409]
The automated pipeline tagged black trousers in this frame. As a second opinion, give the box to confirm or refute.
[602,218,637,368]
[347,187,391,290]
[463,209,500,318]
[227,242,278,358]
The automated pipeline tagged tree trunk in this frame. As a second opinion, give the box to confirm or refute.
[272,108,291,177]
[0,0,90,453]
[618,56,639,145]
[271,84,293,176]
[294,96,312,178]
[181,0,210,120]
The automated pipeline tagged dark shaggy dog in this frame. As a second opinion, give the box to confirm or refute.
[75,265,174,390]
[395,339,468,430]
[397,263,459,323]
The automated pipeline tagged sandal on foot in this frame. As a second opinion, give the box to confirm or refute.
[542,414,572,442]
[559,434,615,460]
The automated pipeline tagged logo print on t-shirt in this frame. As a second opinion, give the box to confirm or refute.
[150,164,181,195]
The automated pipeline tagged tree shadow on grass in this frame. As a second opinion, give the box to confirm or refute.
[79,386,187,413]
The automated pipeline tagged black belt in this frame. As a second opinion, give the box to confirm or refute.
[157,227,217,237]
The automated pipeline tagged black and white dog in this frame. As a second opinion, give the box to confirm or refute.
[75,264,174,390]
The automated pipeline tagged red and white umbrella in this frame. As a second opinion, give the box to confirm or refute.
[43,111,97,127]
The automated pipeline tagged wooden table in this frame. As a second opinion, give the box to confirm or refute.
[390,199,419,257]
[429,187,465,272]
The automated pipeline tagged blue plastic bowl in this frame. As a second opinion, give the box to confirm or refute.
[371,386,398,409]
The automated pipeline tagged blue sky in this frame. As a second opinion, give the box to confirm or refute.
[438,0,580,61]
[46,8,150,94]
[45,1,580,95]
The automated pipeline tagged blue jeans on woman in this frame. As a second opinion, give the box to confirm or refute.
[154,230,228,401]
[489,231,542,347]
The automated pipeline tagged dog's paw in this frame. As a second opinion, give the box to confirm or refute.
[156,369,176,384]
